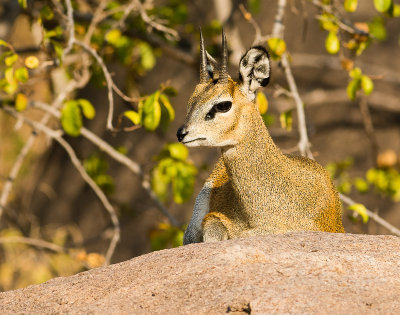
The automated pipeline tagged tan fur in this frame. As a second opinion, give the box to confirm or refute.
[181,60,344,244]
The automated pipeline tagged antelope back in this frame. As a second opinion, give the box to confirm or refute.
[177,30,271,148]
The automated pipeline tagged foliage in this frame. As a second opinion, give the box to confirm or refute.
[149,223,184,251]
[152,143,197,204]
[124,88,175,132]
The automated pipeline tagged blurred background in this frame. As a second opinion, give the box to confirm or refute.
[0,0,399,291]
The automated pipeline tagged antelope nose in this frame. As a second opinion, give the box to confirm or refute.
[177,126,188,142]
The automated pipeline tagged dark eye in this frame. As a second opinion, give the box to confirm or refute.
[205,101,232,121]
[215,101,232,113]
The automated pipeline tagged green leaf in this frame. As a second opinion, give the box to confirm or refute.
[348,203,369,223]
[318,13,339,32]
[366,168,378,183]
[163,86,178,97]
[361,75,374,95]
[61,101,82,137]
[138,42,156,70]
[40,5,54,20]
[248,0,261,14]
[172,162,197,204]
[369,17,387,41]
[77,99,96,119]
[391,4,400,17]
[279,110,293,131]
[51,41,64,64]
[346,78,360,100]
[159,93,175,122]
[124,110,141,125]
[373,0,392,12]
[349,67,362,79]
[344,0,358,12]
[152,163,172,202]
[325,31,340,54]
[15,67,29,83]
[5,54,18,67]
[354,178,369,193]
[5,67,14,84]
[15,93,28,112]
[256,91,268,114]
[18,0,27,9]
[0,39,10,47]
[141,92,161,131]
[168,143,188,161]
[261,113,275,127]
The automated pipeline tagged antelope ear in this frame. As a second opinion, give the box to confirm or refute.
[238,46,271,100]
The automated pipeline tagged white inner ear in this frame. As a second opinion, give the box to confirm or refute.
[239,48,270,100]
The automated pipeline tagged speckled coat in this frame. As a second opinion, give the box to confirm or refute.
[180,34,344,244]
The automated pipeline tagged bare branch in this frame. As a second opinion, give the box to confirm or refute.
[31,101,179,227]
[269,0,312,158]
[2,107,120,265]
[0,236,65,253]
[63,0,75,57]
[271,0,286,39]
[83,0,108,45]
[131,0,179,41]
[0,70,90,221]
[340,194,400,237]
[358,97,379,162]
[74,40,117,132]
[0,135,36,219]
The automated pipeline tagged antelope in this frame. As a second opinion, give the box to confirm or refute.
[177,30,344,244]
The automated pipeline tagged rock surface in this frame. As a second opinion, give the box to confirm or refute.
[1,232,400,314]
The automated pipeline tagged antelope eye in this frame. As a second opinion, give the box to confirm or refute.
[205,101,232,121]
[214,101,232,113]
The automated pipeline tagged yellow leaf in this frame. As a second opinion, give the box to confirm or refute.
[325,31,340,54]
[15,93,28,111]
[256,91,268,114]
[25,56,39,69]
[86,253,105,268]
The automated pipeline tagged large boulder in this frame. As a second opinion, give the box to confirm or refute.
[1,232,399,314]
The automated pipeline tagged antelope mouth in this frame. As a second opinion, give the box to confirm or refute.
[182,137,207,145]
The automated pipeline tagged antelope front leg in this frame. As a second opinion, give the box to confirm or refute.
[202,212,229,242]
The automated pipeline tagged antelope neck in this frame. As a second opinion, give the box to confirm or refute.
[221,113,288,216]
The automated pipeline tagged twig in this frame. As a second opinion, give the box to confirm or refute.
[131,0,179,41]
[270,0,312,158]
[358,97,379,163]
[31,101,179,227]
[0,71,90,221]
[271,0,286,39]
[340,193,400,237]
[2,107,120,265]
[281,54,313,158]
[238,4,269,46]
[310,0,370,36]
[83,0,108,45]
[0,236,65,253]
[63,0,75,57]
[74,40,116,132]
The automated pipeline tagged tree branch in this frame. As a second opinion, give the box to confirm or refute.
[2,107,120,265]
[31,101,179,227]
[340,193,400,237]
[0,236,65,253]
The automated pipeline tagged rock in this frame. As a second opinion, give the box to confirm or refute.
[1,232,400,314]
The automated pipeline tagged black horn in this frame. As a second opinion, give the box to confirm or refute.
[219,28,228,84]
[199,28,208,83]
